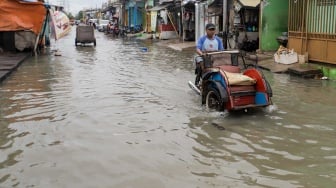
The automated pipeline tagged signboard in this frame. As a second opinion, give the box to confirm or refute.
[49,9,71,40]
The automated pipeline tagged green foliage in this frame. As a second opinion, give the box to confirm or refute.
[67,12,74,20]
[75,11,84,20]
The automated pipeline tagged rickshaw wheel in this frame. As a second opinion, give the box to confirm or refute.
[205,87,223,111]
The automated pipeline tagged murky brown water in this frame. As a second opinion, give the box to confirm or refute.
[1,29,336,188]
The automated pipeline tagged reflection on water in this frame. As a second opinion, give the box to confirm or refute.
[0,29,336,187]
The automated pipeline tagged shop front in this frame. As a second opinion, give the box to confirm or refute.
[228,0,260,51]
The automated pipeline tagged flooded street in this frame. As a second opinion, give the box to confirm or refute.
[1,29,336,188]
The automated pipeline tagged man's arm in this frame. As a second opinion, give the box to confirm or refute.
[196,48,203,56]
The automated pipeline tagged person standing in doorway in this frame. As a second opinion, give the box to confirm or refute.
[194,23,224,86]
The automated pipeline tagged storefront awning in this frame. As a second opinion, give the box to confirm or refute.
[239,0,260,7]
[0,0,46,35]
[148,3,172,11]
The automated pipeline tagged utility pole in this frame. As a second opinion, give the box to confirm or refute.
[223,0,228,49]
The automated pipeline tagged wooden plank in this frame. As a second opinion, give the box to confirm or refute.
[0,53,30,82]
[0,64,17,70]
[0,71,10,82]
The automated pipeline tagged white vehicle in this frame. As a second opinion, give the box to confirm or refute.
[88,19,98,24]
[97,19,110,32]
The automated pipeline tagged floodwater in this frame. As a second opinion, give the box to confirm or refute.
[0,29,336,188]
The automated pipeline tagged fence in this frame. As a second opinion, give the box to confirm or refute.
[288,0,336,64]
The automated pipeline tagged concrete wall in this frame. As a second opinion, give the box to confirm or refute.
[260,0,289,51]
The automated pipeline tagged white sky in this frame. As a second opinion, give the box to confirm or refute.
[48,0,104,15]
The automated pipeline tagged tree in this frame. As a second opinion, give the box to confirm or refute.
[67,12,74,20]
[76,11,84,20]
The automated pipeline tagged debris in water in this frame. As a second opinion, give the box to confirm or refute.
[140,47,148,52]
[54,50,62,56]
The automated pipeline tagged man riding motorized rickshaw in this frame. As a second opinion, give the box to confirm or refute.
[195,23,224,87]
[190,23,273,112]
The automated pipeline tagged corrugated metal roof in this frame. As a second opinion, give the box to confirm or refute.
[239,0,260,7]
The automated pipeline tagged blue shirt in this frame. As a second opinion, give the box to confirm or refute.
[196,35,224,52]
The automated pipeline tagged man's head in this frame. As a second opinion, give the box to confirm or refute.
[205,23,216,37]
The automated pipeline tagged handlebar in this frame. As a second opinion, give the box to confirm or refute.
[204,50,240,55]
[196,50,240,58]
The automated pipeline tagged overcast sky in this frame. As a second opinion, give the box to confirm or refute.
[48,0,104,15]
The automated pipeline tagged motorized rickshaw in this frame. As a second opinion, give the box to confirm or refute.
[188,50,273,112]
[75,25,96,46]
